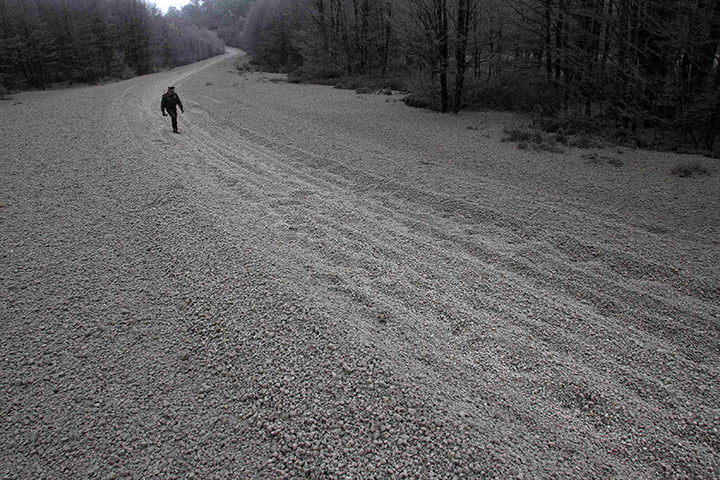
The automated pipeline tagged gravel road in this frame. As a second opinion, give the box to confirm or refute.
[1,48,719,479]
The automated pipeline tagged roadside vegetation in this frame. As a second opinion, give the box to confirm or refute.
[235,0,720,157]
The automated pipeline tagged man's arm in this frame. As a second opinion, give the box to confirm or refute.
[177,96,184,113]
[161,95,166,115]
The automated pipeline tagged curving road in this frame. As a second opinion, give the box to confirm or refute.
[1,48,719,479]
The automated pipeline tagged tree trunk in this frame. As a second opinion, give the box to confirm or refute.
[453,0,470,113]
[435,0,449,112]
[689,0,720,93]
[544,0,552,82]
[554,0,564,84]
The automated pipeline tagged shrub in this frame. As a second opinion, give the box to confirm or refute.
[534,112,613,135]
[333,77,363,90]
[379,75,410,92]
[570,132,604,149]
[532,113,610,149]
[403,93,435,109]
[287,68,410,95]
[335,75,408,93]
[503,126,564,153]
[287,65,343,84]
[461,73,562,113]
[503,126,543,143]
[612,127,633,143]
[536,136,565,153]
[400,72,450,111]
[671,162,710,177]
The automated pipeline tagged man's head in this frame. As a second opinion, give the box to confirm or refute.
[168,86,175,91]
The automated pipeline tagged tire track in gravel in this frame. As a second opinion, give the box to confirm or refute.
[151,53,718,477]
[98,53,594,479]
[188,78,719,306]
[132,61,648,476]
[176,62,719,378]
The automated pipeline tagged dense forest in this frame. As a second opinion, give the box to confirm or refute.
[3,0,719,151]
[0,0,225,92]
[235,0,720,150]
[188,0,720,151]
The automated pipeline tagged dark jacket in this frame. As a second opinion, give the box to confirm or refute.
[161,91,183,113]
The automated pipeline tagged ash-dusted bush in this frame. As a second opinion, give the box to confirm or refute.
[461,73,563,113]
[569,132,605,149]
[287,65,343,85]
[403,93,435,109]
[534,113,613,136]
[672,162,710,178]
[399,73,445,111]
[503,126,564,153]
[333,75,409,92]
[503,126,544,143]
[400,72,561,113]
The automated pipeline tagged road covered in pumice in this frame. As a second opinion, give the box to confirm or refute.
[1,48,718,479]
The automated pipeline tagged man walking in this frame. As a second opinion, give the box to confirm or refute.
[161,86,184,133]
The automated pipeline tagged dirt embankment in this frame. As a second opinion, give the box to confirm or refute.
[1,49,718,479]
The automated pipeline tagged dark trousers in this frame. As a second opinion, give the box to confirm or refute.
[167,107,178,131]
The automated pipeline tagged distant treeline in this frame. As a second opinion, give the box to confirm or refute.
[0,0,225,91]
[173,0,252,48]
